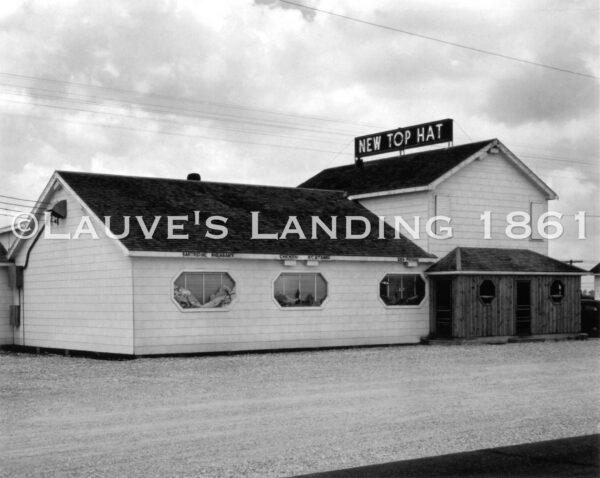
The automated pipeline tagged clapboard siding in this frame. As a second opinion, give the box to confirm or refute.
[360,151,549,258]
[433,152,548,257]
[132,257,429,355]
[430,275,581,338]
[359,190,431,252]
[0,268,12,344]
[18,188,134,354]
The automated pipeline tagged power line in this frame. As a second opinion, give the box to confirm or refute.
[0,71,385,129]
[0,111,342,155]
[0,94,355,139]
[0,194,50,207]
[0,206,30,214]
[279,0,599,80]
[519,154,598,167]
[0,90,346,145]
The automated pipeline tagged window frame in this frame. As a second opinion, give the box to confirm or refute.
[171,270,237,312]
[272,271,329,310]
[378,273,427,308]
[550,279,565,304]
[478,279,496,305]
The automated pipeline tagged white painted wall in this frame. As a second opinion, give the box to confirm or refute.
[359,151,549,260]
[0,268,12,345]
[15,186,134,354]
[358,190,431,253]
[432,151,548,257]
[132,257,430,355]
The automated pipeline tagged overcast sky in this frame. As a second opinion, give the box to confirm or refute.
[0,0,598,275]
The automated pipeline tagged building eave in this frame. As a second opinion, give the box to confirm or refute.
[426,271,586,276]
[128,250,434,264]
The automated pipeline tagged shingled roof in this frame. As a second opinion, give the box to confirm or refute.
[299,140,494,195]
[57,171,433,259]
[426,247,587,274]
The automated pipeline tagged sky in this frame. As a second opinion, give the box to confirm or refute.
[0,0,598,282]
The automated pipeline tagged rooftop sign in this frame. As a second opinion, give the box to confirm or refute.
[354,118,453,160]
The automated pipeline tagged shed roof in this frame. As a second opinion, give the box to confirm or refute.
[56,171,433,259]
[590,263,600,274]
[299,139,557,200]
[299,140,494,195]
[426,247,587,274]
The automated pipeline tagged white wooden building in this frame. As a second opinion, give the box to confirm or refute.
[0,138,586,354]
[1,171,433,355]
[301,139,557,258]
[303,138,586,339]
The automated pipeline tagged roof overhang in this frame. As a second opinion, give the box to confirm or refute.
[426,271,586,276]
[346,140,558,201]
[6,172,130,261]
[128,250,436,263]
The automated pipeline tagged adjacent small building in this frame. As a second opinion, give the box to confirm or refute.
[426,247,584,338]
[591,263,600,296]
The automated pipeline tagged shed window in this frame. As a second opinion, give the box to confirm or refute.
[479,280,496,304]
[379,274,425,306]
[550,280,565,303]
[274,273,327,307]
[173,272,235,309]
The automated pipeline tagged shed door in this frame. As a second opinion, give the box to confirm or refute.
[516,280,531,335]
[435,279,453,338]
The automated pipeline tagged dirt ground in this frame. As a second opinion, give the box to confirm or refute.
[1,340,599,478]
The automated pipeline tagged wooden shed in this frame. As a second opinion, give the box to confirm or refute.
[427,247,586,338]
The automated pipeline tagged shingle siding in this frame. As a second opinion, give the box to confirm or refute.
[427,247,586,274]
[299,140,493,194]
[57,171,432,260]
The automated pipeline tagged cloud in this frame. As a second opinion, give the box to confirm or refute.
[0,0,597,268]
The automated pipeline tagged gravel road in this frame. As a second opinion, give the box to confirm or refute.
[1,340,599,477]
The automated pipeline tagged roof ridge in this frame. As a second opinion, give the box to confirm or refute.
[314,139,497,173]
[57,171,347,196]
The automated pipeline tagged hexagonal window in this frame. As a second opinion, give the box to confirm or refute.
[379,274,425,306]
[479,280,496,305]
[550,280,564,303]
[274,273,327,307]
[173,272,235,309]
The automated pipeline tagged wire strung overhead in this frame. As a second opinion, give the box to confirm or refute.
[279,0,599,80]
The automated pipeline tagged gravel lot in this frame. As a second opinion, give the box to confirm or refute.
[1,340,599,478]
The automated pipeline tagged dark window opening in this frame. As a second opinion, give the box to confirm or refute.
[479,280,496,304]
[380,274,425,306]
[550,280,565,303]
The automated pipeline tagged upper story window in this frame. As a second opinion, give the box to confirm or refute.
[550,280,564,303]
[379,274,425,306]
[479,280,496,304]
[274,273,327,307]
[173,272,235,309]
